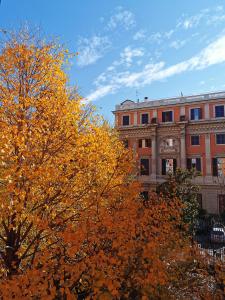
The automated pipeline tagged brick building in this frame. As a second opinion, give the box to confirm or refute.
[113,91,225,215]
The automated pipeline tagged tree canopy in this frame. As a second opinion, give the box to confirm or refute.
[0,32,224,299]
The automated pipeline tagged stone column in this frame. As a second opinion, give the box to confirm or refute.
[151,133,157,180]
[205,133,212,177]
[180,127,186,169]
[204,103,209,119]
[134,112,137,125]
[133,138,137,152]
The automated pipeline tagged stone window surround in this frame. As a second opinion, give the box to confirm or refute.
[161,110,174,123]
[122,113,131,126]
[215,133,225,145]
[214,104,225,118]
[190,135,200,146]
[140,111,150,125]
[139,156,151,176]
[189,106,202,120]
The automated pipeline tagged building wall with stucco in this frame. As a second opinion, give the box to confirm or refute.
[114,91,225,215]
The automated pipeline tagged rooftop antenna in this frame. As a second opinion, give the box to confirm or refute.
[136,90,139,103]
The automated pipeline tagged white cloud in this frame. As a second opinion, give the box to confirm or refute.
[120,46,144,66]
[86,85,117,102]
[133,30,146,40]
[87,34,225,101]
[149,32,162,44]
[77,35,111,67]
[107,7,136,30]
[177,6,225,30]
[170,39,188,49]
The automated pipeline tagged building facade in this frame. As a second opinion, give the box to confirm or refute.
[113,91,225,215]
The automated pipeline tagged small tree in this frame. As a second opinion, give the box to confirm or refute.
[157,168,200,232]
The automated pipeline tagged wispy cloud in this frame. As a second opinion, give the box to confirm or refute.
[87,34,225,101]
[170,39,188,49]
[177,6,225,30]
[107,7,136,31]
[86,85,116,102]
[133,30,146,40]
[120,46,144,67]
[77,35,111,67]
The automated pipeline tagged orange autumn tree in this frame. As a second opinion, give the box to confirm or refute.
[0,31,223,299]
[0,31,134,294]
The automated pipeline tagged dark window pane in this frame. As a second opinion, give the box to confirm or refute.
[141,114,149,124]
[216,134,225,144]
[191,135,200,145]
[140,159,149,175]
[212,158,218,176]
[196,158,201,172]
[162,111,173,122]
[173,159,177,173]
[123,115,130,126]
[215,105,224,118]
[139,139,142,148]
[140,191,149,201]
[123,140,129,148]
[190,108,202,120]
[145,139,151,148]
[187,158,192,170]
[162,159,166,175]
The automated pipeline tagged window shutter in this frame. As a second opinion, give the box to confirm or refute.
[196,158,201,172]
[212,158,218,176]
[187,158,192,170]
[162,112,165,122]
[162,159,166,175]
[139,139,142,148]
[191,109,195,120]
[199,108,202,119]
[146,139,151,147]
[169,111,173,121]
[173,159,177,173]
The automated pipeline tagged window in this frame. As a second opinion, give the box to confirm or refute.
[123,140,129,148]
[212,158,225,177]
[140,191,149,201]
[162,158,177,175]
[190,108,202,120]
[216,134,225,145]
[141,113,149,124]
[187,158,201,172]
[191,135,200,146]
[215,105,224,118]
[139,139,151,148]
[162,111,173,122]
[218,194,225,214]
[122,115,130,126]
[140,158,150,175]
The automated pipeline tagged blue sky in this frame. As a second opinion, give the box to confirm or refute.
[1,1,225,123]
